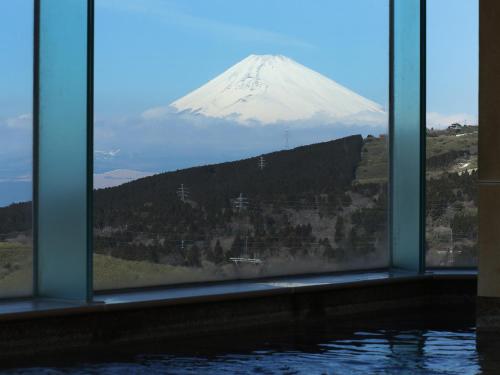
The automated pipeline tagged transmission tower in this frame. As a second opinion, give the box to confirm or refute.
[258,156,266,170]
[285,128,290,149]
[177,184,189,203]
[232,193,248,213]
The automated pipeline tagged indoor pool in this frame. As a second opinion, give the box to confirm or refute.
[1,320,499,374]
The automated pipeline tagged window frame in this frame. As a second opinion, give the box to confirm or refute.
[0,0,477,303]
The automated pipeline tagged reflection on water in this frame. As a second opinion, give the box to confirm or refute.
[2,322,498,374]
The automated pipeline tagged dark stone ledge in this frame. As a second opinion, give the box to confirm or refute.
[477,296,500,331]
[0,273,476,362]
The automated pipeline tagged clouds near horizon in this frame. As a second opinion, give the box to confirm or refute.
[426,112,477,129]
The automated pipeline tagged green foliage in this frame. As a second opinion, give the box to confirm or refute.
[334,216,345,243]
[451,212,478,240]
[213,240,225,264]
[0,202,32,236]
[186,244,201,267]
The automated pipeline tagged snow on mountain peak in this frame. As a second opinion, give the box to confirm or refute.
[94,169,155,189]
[165,54,385,125]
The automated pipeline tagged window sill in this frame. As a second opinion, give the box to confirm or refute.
[0,269,476,321]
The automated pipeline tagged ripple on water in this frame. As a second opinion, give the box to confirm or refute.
[0,327,490,375]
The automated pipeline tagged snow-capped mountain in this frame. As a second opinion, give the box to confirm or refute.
[164,54,385,125]
[94,169,155,189]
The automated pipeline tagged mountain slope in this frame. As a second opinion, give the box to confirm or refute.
[0,135,364,237]
[167,54,385,125]
[91,134,382,269]
[94,135,364,215]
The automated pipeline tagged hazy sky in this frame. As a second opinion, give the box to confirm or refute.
[0,0,478,122]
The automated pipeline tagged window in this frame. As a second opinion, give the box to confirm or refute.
[0,0,473,301]
[0,1,33,297]
[426,0,478,268]
[93,0,390,289]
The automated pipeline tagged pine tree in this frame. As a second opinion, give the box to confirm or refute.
[342,193,352,207]
[186,244,201,267]
[323,238,336,259]
[213,240,225,264]
[229,234,242,258]
[204,246,216,264]
[335,216,345,243]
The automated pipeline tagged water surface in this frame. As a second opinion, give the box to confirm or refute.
[2,320,498,374]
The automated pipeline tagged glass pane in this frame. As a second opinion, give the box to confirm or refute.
[36,0,91,299]
[94,0,389,290]
[391,0,425,272]
[426,0,478,268]
[0,1,33,297]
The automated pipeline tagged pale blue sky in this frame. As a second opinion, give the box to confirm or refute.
[0,0,478,122]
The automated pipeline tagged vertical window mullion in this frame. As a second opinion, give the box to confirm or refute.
[390,0,426,273]
[34,0,93,301]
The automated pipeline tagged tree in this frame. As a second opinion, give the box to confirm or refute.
[229,234,243,258]
[204,246,216,264]
[335,216,345,243]
[323,238,336,259]
[213,240,225,264]
[186,244,201,267]
[342,193,352,207]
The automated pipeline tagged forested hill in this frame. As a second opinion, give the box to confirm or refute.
[94,135,363,212]
[92,134,368,265]
[0,135,364,236]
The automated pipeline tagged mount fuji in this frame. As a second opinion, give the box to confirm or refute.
[98,55,387,189]
[145,54,386,126]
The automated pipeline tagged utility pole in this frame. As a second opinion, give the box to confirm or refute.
[243,235,248,258]
[258,156,266,170]
[449,228,454,265]
[285,128,290,150]
[177,184,189,203]
[450,228,454,251]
